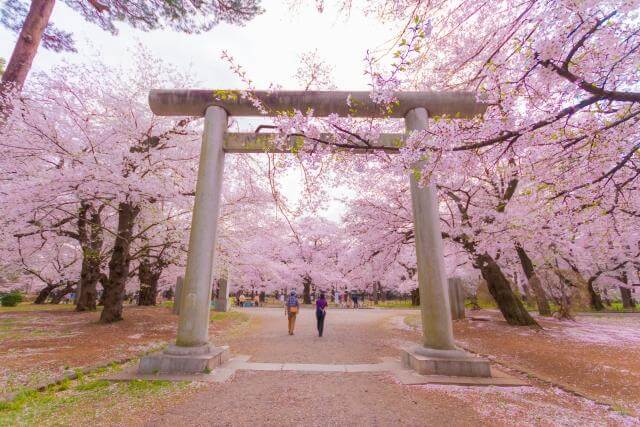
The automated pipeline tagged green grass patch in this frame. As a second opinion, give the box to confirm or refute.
[374,300,417,309]
[0,364,187,426]
[210,310,249,322]
[599,301,640,312]
[0,303,76,313]
[74,379,109,391]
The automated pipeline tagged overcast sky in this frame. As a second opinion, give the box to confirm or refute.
[0,1,396,90]
[0,1,399,222]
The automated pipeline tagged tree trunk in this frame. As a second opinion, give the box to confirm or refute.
[620,287,636,310]
[587,278,605,311]
[100,202,139,323]
[303,276,312,304]
[98,274,107,306]
[618,271,636,310]
[1,0,56,92]
[76,205,103,311]
[34,283,59,304]
[137,258,160,306]
[50,281,76,304]
[551,268,576,320]
[373,282,380,305]
[515,244,551,316]
[476,253,539,327]
[410,288,420,306]
[468,294,481,310]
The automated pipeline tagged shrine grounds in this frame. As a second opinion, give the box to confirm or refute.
[1,303,639,426]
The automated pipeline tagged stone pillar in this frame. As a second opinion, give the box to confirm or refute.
[406,107,456,351]
[172,276,183,315]
[448,277,466,320]
[138,107,231,374]
[175,106,228,348]
[402,108,490,377]
[214,268,230,312]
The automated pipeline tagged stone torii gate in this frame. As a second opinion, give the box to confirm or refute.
[139,89,491,378]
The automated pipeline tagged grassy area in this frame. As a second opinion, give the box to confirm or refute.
[373,300,417,309]
[0,303,77,313]
[0,316,56,341]
[160,301,173,309]
[210,310,249,322]
[465,299,639,314]
[0,364,188,426]
[603,301,640,312]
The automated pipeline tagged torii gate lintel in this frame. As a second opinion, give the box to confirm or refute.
[138,90,491,379]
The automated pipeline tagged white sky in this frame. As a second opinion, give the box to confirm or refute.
[0,1,399,222]
[0,1,396,89]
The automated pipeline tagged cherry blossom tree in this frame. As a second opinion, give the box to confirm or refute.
[0,0,262,92]
[217,0,639,324]
[0,50,201,321]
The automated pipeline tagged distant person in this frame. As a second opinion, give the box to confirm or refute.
[285,290,299,335]
[316,292,328,337]
[253,294,260,307]
[334,290,340,306]
[352,292,359,309]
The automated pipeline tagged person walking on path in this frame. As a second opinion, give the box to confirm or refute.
[316,292,328,337]
[285,290,299,335]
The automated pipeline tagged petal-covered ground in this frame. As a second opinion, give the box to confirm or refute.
[446,311,640,417]
[1,305,639,426]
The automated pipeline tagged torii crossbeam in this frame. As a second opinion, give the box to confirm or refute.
[139,89,492,379]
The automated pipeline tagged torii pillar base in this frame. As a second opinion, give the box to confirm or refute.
[401,346,491,377]
[138,344,230,374]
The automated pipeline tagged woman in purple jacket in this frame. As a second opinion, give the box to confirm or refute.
[316,292,328,337]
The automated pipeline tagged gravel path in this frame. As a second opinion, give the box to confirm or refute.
[223,307,407,363]
[141,371,480,426]
[131,308,637,426]
[142,307,479,426]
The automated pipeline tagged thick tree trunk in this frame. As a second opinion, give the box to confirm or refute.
[100,202,139,323]
[76,205,103,311]
[620,287,636,310]
[476,253,539,327]
[587,278,605,311]
[1,0,56,92]
[34,283,59,304]
[551,269,575,320]
[137,258,160,306]
[618,272,636,310]
[410,288,420,306]
[515,245,551,316]
[303,276,312,304]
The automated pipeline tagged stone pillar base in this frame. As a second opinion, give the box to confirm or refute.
[401,346,491,378]
[138,343,230,374]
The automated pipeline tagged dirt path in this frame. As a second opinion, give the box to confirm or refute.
[134,308,636,427]
[223,307,403,363]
